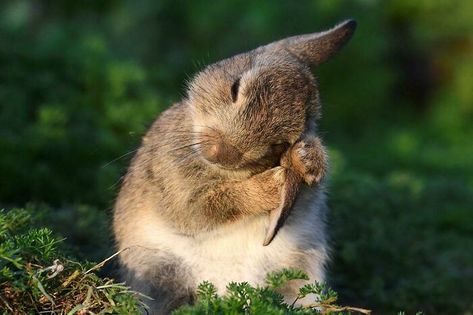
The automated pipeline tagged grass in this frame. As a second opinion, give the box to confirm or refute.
[329,170,473,314]
[0,208,144,314]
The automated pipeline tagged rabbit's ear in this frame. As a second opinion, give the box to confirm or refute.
[269,20,357,66]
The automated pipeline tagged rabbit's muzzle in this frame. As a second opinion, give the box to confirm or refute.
[198,127,288,170]
[200,135,243,168]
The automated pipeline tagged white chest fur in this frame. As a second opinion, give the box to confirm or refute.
[125,188,328,295]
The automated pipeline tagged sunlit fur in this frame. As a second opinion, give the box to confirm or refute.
[113,20,356,314]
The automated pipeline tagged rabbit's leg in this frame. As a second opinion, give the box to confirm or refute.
[120,248,196,314]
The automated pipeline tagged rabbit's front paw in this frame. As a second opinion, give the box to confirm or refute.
[289,137,327,185]
[250,166,286,210]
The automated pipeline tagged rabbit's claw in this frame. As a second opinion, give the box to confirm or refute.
[289,137,327,186]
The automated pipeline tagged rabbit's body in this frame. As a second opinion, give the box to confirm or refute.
[114,20,356,314]
[114,103,328,311]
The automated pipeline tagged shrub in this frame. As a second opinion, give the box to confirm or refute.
[174,268,370,315]
[0,208,143,314]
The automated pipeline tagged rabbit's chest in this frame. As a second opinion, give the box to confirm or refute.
[136,188,326,294]
[176,215,302,293]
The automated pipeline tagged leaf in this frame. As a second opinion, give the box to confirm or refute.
[265,268,309,289]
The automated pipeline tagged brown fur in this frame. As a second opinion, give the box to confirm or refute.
[113,20,356,314]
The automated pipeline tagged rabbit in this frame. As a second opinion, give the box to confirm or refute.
[113,19,356,314]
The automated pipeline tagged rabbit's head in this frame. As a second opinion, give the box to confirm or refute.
[187,20,356,173]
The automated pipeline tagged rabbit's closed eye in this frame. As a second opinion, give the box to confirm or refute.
[230,78,240,102]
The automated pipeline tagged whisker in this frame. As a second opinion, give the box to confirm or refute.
[108,174,126,190]
[167,141,210,153]
[173,151,201,167]
[102,149,139,168]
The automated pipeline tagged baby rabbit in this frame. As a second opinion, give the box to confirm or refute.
[113,20,356,314]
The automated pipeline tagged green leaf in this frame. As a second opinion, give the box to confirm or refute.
[265,268,309,289]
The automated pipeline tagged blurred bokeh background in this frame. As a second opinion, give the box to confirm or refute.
[1,1,472,313]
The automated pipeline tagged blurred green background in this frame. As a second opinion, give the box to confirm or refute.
[1,0,472,314]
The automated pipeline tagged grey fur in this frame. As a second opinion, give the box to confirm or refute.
[113,20,356,314]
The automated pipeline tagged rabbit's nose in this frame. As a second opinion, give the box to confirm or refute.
[201,140,242,167]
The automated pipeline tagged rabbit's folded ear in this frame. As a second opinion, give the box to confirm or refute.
[269,19,357,66]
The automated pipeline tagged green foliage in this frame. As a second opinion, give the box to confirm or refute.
[0,208,143,314]
[0,11,164,206]
[329,169,473,314]
[265,268,310,289]
[297,283,337,303]
[174,269,370,315]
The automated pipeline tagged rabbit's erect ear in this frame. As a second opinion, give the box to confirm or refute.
[269,20,357,66]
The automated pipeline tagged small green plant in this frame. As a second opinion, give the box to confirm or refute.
[174,268,371,315]
[0,208,144,314]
